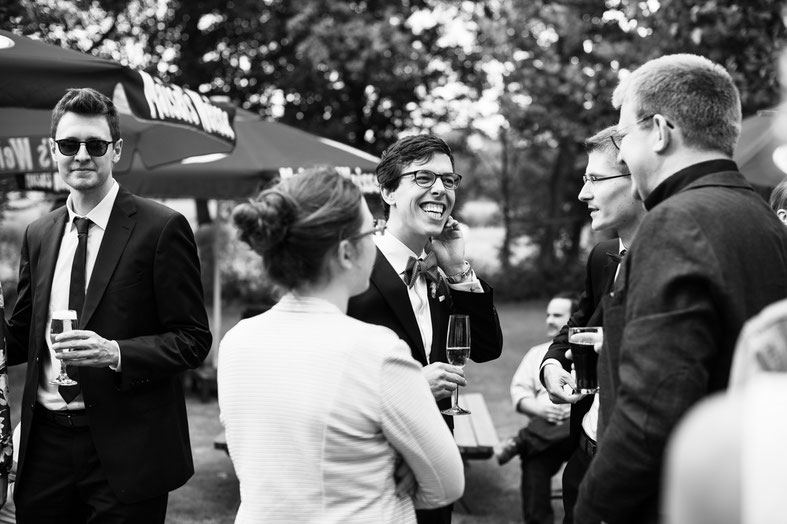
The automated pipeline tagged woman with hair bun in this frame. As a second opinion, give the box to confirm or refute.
[217,167,464,523]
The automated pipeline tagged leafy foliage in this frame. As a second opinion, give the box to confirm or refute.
[3,0,786,298]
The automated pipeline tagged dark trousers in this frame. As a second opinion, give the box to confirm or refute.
[518,425,573,524]
[15,407,168,524]
[416,504,453,524]
[561,444,594,524]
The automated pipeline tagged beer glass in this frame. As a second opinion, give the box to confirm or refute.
[568,326,602,394]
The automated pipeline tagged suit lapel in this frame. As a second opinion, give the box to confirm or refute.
[81,189,136,328]
[601,257,617,294]
[428,291,449,364]
[33,210,68,355]
[369,249,428,363]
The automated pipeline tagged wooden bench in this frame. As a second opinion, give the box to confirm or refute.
[452,392,500,460]
[214,392,501,460]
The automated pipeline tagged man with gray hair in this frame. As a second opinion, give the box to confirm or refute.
[574,54,787,524]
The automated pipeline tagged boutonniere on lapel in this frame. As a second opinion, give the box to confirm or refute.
[432,278,450,302]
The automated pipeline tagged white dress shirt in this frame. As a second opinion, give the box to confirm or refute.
[510,341,569,426]
[39,180,120,410]
[374,232,483,362]
[218,294,464,523]
[581,238,627,441]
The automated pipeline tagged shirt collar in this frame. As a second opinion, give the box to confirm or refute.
[66,179,119,231]
[643,159,738,211]
[618,238,626,255]
[374,231,426,276]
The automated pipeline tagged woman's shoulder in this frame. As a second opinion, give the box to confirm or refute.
[339,316,411,357]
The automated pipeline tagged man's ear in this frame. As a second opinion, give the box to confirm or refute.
[777,208,787,226]
[653,114,672,154]
[49,138,57,161]
[112,138,123,164]
[380,185,396,207]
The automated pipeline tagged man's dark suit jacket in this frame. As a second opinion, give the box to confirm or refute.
[541,238,619,447]
[575,162,787,524]
[347,248,503,524]
[7,186,212,503]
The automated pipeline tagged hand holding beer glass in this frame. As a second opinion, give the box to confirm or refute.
[568,326,603,394]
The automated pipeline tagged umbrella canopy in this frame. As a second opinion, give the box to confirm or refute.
[0,30,236,174]
[114,109,380,199]
[734,109,787,188]
[11,108,380,200]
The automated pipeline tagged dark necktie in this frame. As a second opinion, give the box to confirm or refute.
[60,216,91,403]
[403,252,441,288]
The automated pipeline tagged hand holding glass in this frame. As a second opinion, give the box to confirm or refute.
[568,326,602,394]
[50,309,78,386]
[442,314,471,416]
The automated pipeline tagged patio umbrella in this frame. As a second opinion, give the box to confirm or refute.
[14,108,381,199]
[0,30,236,176]
[114,108,380,199]
[734,109,787,188]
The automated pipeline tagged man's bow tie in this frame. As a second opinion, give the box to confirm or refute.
[606,249,627,263]
[403,252,441,287]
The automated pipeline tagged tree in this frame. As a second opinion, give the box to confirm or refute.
[445,0,787,296]
[618,0,787,116]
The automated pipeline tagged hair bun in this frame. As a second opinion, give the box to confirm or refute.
[232,189,298,254]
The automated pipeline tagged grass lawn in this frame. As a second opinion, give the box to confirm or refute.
[7,299,558,523]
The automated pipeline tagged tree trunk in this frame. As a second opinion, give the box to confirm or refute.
[498,129,513,273]
[537,138,576,272]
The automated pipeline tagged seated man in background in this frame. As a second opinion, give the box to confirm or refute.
[495,292,577,524]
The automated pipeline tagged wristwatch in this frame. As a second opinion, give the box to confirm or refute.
[446,261,472,284]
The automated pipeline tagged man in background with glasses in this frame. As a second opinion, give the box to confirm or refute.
[5,87,211,523]
[573,54,787,524]
[536,125,645,523]
[348,134,503,524]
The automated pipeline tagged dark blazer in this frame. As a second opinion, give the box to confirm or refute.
[575,167,787,524]
[347,248,503,524]
[541,238,619,446]
[7,186,212,503]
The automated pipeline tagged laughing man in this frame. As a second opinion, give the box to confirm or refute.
[348,134,503,524]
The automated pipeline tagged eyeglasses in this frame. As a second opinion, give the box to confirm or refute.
[611,113,675,150]
[582,173,631,184]
[400,170,462,190]
[346,219,386,241]
[55,139,115,157]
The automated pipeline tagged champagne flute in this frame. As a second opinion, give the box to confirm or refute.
[441,314,471,416]
[49,309,78,386]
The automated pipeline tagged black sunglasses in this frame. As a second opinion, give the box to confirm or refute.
[400,170,462,190]
[55,139,115,157]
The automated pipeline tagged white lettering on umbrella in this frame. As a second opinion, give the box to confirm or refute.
[37,138,52,169]
[140,70,201,125]
[0,137,33,171]
[139,71,234,141]
[187,92,235,140]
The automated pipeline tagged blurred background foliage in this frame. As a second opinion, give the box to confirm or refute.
[1,0,786,300]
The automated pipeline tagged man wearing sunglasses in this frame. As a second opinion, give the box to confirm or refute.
[573,55,787,524]
[6,88,211,523]
[348,134,503,524]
